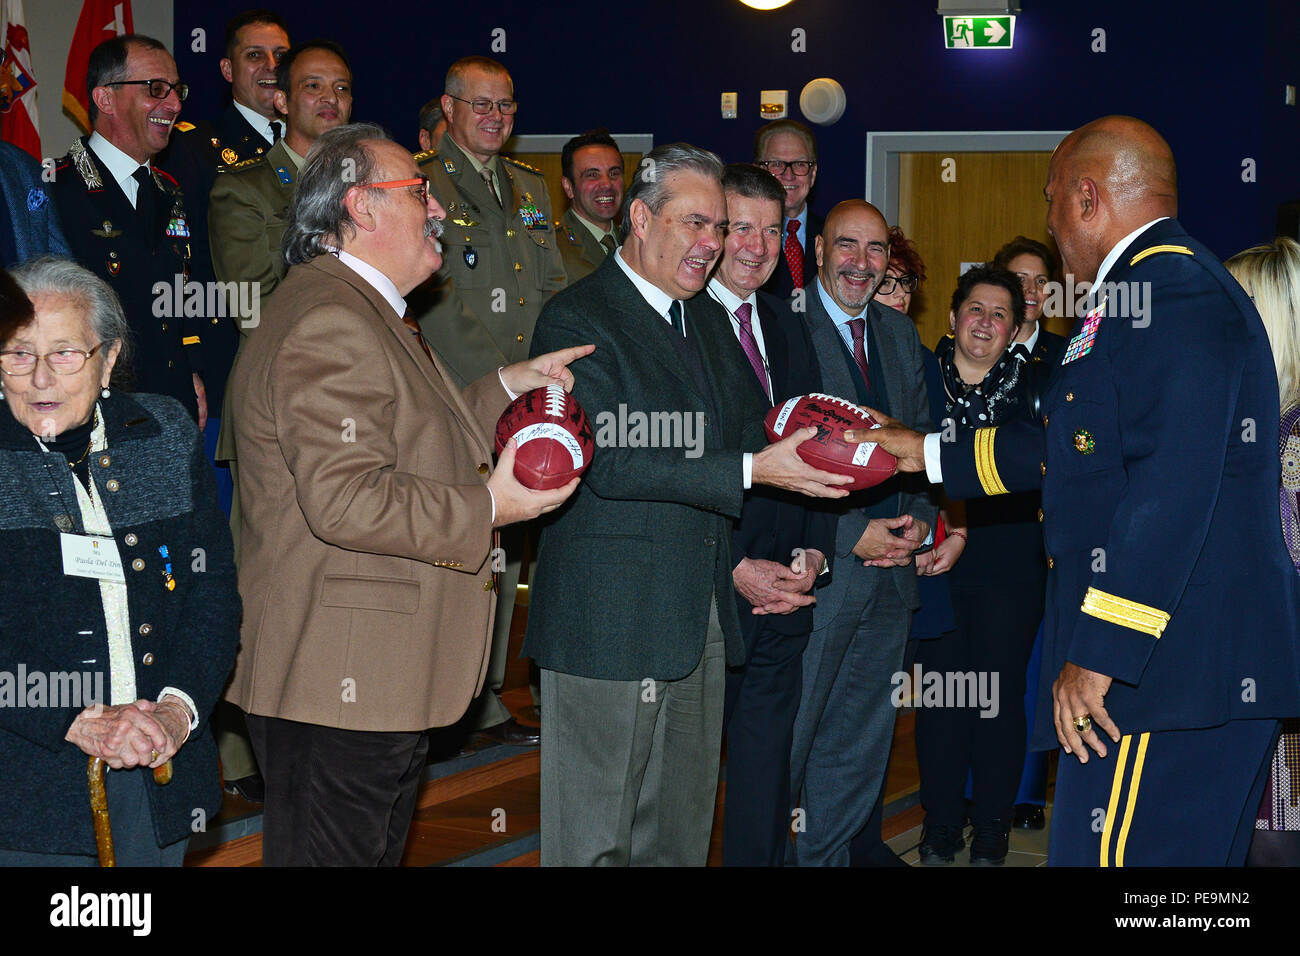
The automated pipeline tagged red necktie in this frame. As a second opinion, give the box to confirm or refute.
[849,317,870,391]
[784,220,804,289]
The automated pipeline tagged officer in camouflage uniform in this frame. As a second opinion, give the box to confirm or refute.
[410,56,565,746]
[553,129,625,285]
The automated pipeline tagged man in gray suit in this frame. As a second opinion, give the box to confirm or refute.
[789,199,937,865]
[527,144,852,866]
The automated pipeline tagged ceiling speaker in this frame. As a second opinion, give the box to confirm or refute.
[799,78,846,126]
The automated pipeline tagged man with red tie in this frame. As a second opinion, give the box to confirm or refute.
[707,164,837,865]
[787,199,937,865]
[755,120,822,301]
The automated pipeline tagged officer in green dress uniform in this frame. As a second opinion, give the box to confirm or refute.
[409,57,566,746]
[554,130,625,284]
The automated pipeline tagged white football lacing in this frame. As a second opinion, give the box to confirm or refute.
[807,392,870,421]
[544,384,566,418]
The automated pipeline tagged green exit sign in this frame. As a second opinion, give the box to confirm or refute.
[943,15,1015,49]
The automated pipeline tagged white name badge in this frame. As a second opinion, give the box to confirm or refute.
[61,533,126,583]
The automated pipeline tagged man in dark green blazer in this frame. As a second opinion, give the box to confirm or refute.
[526,144,852,866]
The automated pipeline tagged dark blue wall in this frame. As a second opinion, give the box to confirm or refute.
[173,0,1296,259]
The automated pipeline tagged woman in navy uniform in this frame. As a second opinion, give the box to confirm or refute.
[991,236,1066,831]
[857,116,1300,866]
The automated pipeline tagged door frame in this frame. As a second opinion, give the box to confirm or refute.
[864,130,1070,225]
[504,133,655,154]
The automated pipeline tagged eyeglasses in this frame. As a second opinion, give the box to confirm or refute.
[103,78,189,102]
[876,274,918,295]
[446,94,518,115]
[362,176,431,204]
[0,343,106,376]
[754,159,816,177]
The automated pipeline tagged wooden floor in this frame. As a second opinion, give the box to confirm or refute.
[187,593,1050,867]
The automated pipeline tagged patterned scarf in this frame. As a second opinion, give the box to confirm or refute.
[935,335,1028,429]
[1279,402,1300,573]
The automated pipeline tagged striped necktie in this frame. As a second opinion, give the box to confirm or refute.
[734,302,771,401]
[848,316,870,390]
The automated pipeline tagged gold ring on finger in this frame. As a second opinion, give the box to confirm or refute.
[1072,715,1092,735]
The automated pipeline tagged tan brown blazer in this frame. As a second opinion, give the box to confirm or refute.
[225,253,510,732]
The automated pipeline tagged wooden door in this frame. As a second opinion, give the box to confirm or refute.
[897,150,1069,353]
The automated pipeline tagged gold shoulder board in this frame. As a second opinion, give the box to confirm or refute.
[1129,244,1194,266]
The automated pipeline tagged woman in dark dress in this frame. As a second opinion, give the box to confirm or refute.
[915,265,1048,866]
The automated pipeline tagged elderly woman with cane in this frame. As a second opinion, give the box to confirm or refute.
[0,259,239,865]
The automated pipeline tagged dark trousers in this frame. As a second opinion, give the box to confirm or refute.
[788,581,910,865]
[722,619,809,866]
[915,580,1042,828]
[246,713,429,866]
[1050,719,1278,866]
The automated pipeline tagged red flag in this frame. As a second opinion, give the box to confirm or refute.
[0,0,40,159]
[63,0,133,135]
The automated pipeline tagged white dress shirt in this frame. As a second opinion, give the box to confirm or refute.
[816,275,870,362]
[1014,322,1041,353]
[924,218,1170,483]
[87,132,151,209]
[233,98,285,146]
[616,251,754,487]
[707,277,771,401]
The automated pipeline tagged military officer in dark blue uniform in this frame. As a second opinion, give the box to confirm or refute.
[168,11,290,171]
[856,115,1300,866]
[50,34,211,423]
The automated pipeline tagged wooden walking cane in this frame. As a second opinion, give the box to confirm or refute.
[88,756,175,867]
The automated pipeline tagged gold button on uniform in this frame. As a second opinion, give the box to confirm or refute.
[1047,556,1055,569]
[106,479,120,492]
[98,455,110,467]
[161,323,168,331]
[131,558,145,571]
[1066,392,1075,402]
[516,334,524,343]
[139,624,153,636]
[477,462,489,475]
[514,262,523,272]
[483,580,493,591]
[506,229,515,238]
[518,297,526,306]
[1037,508,1044,523]
[124,533,138,546]
[1040,462,1046,476]
[1043,415,1049,427]
[142,652,154,665]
